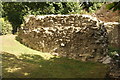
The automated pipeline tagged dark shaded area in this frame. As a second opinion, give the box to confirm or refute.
[7,12,23,34]
[81,2,93,12]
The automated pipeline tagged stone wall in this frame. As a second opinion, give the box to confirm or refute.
[18,14,108,62]
[104,22,120,49]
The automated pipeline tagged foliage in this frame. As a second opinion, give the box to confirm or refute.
[2,2,82,34]
[62,2,82,14]
[2,2,105,34]
[2,2,24,34]
[81,2,104,13]
[106,2,120,11]
[0,18,12,35]
[0,1,3,17]
[88,2,103,13]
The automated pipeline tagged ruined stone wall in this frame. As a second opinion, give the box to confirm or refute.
[18,14,108,62]
[104,22,120,49]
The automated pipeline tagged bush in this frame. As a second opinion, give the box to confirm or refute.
[0,18,12,35]
[88,2,103,13]
[81,2,104,13]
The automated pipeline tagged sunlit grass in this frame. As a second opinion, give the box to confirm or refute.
[1,34,53,59]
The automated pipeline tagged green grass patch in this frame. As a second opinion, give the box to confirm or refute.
[2,52,108,78]
[1,35,53,59]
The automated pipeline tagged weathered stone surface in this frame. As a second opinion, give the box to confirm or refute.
[100,55,112,64]
[104,22,120,49]
[18,14,108,62]
[106,59,120,78]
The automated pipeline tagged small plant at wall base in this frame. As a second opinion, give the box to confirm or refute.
[108,47,120,60]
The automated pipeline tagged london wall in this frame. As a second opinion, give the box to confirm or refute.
[18,14,109,62]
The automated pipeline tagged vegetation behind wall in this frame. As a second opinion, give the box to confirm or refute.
[2,2,104,34]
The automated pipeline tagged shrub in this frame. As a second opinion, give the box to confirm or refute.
[88,2,103,13]
[0,18,12,35]
[81,2,104,13]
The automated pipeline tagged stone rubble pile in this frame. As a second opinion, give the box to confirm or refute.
[18,14,108,62]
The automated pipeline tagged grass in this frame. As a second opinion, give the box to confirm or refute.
[1,34,109,78]
[2,52,108,78]
[0,34,53,59]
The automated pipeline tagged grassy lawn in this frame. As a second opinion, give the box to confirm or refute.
[1,35,109,78]
[0,35,53,59]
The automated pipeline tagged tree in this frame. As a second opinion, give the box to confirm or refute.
[2,2,82,34]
